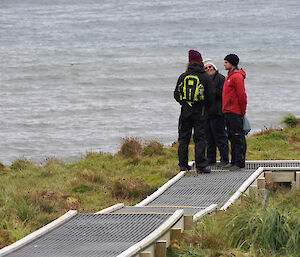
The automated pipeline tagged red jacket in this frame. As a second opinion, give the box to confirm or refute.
[222,68,247,115]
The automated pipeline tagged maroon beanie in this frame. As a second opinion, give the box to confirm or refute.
[224,54,239,67]
[189,49,203,63]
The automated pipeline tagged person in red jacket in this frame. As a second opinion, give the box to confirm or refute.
[222,54,247,170]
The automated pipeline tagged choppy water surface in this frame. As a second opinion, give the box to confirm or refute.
[0,0,299,164]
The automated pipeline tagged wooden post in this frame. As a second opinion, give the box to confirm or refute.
[170,228,182,250]
[257,178,265,189]
[170,228,181,243]
[296,172,300,190]
[292,181,296,191]
[184,216,193,231]
[264,171,273,189]
[249,185,257,196]
[155,240,167,257]
[257,189,265,197]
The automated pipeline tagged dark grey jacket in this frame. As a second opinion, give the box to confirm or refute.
[207,71,225,118]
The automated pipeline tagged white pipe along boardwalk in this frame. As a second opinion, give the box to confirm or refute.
[0,160,300,257]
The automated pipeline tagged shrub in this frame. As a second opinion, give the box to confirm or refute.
[111,177,152,199]
[119,137,143,158]
[30,190,66,213]
[0,162,11,174]
[144,141,164,156]
[10,159,35,171]
[280,113,298,128]
[77,169,106,184]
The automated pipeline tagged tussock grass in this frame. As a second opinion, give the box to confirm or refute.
[169,190,300,257]
[281,113,300,128]
[10,159,37,172]
[111,177,153,199]
[119,137,143,158]
[144,140,164,156]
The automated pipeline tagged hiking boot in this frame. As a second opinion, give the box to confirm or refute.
[217,162,229,167]
[222,163,233,169]
[196,167,211,174]
[180,165,192,172]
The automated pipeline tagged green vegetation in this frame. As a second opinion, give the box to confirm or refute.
[280,113,300,128]
[168,190,300,257]
[0,139,178,248]
[0,115,299,251]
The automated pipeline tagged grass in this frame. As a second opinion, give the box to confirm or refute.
[168,190,300,257]
[247,127,300,160]
[0,139,178,248]
[0,117,300,249]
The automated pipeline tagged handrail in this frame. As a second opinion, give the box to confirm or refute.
[193,204,218,222]
[136,171,185,207]
[117,210,184,257]
[220,167,264,210]
[0,210,77,256]
[95,203,124,214]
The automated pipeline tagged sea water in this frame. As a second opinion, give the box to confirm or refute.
[0,0,299,164]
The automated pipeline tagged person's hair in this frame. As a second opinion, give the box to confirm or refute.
[186,61,203,71]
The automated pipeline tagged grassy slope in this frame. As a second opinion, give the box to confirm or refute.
[168,190,300,257]
[0,127,299,248]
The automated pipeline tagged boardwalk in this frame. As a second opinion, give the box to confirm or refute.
[1,161,300,257]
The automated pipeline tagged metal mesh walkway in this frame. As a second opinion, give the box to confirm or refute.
[5,213,172,257]
[145,170,254,208]
[209,160,300,171]
[3,160,300,257]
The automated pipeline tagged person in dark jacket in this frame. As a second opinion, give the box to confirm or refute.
[174,50,213,174]
[203,59,229,166]
[222,54,247,171]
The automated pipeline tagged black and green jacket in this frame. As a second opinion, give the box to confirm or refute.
[174,63,213,118]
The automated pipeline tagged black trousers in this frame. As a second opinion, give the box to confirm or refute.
[205,116,229,164]
[178,112,207,169]
[225,113,247,168]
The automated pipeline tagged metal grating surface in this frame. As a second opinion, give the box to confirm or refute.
[209,161,300,171]
[245,161,300,170]
[110,206,205,216]
[5,213,172,257]
[146,170,254,208]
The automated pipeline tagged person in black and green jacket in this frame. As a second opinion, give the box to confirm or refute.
[174,50,213,174]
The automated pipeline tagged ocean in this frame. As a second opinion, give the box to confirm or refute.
[0,0,299,164]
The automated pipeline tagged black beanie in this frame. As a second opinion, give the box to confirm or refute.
[224,54,239,67]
